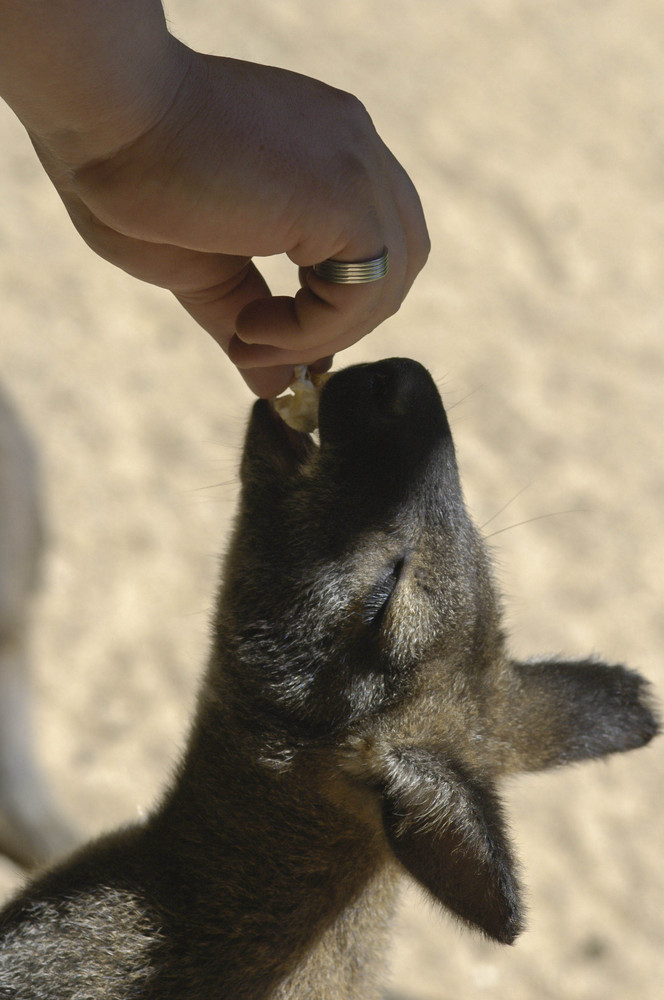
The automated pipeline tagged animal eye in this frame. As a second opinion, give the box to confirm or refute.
[361,560,404,626]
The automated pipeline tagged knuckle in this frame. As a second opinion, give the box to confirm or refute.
[418,230,432,269]
[324,100,382,206]
[332,88,373,132]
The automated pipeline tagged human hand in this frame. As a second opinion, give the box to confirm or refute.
[19,42,430,395]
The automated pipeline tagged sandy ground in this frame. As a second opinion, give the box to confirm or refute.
[1,2,663,997]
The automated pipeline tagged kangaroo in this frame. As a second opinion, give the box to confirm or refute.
[0,358,657,999]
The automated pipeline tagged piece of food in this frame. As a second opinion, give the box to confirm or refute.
[273,365,331,433]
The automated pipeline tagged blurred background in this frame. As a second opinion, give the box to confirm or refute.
[0,1,662,997]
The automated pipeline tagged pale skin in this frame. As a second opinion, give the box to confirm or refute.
[0,0,430,396]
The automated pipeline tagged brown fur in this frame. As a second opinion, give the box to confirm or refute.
[0,359,657,998]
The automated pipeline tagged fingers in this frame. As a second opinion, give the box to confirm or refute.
[381,142,430,295]
[232,144,429,371]
[174,261,269,352]
[228,298,380,368]
[175,265,300,396]
[62,191,260,327]
[235,364,296,398]
[231,354,334,397]
[234,275,387,352]
[60,96,430,401]
[62,194,297,396]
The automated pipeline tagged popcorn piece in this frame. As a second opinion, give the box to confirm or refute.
[273,365,331,433]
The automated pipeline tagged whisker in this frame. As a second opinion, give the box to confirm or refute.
[484,508,588,540]
[445,384,485,411]
[480,483,534,530]
[182,605,215,619]
[187,479,238,493]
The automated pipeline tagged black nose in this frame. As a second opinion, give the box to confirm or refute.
[319,358,448,447]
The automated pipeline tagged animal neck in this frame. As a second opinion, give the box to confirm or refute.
[152,671,399,998]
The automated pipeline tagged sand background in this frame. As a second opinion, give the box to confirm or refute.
[0,1,662,997]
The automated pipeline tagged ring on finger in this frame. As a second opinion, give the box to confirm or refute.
[312,248,389,284]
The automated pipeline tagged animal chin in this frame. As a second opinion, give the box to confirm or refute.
[265,398,318,466]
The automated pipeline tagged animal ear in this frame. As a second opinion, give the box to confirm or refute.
[502,658,659,773]
[379,748,523,944]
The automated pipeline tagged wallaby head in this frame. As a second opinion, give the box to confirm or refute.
[216,357,658,945]
[0,358,658,999]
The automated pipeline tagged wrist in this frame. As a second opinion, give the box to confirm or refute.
[0,0,191,169]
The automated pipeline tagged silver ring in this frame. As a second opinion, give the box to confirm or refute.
[312,248,389,284]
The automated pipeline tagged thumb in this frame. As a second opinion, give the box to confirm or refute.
[174,261,296,396]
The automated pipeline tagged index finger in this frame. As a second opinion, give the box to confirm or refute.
[233,257,392,354]
[234,146,428,360]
